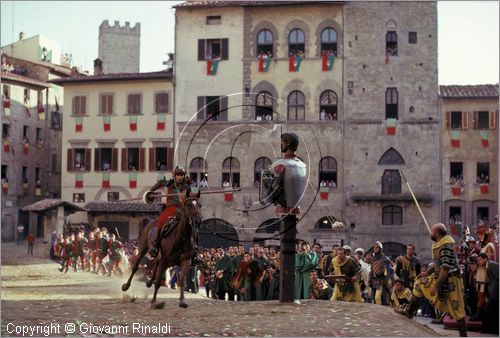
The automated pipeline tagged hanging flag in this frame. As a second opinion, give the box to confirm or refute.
[3,139,10,153]
[102,172,110,188]
[37,104,45,121]
[129,115,138,131]
[55,96,60,112]
[322,53,335,71]
[23,143,29,155]
[157,114,166,130]
[384,55,390,64]
[258,56,271,72]
[319,186,330,200]
[451,130,460,147]
[75,172,84,188]
[289,55,303,72]
[75,117,83,132]
[480,130,489,147]
[35,185,42,196]
[103,115,111,131]
[224,186,233,202]
[207,59,220,75]
[129,172,138,188]
[3,98,10,115]
[451,186,461,196]
[480,184,489,194]
[1,181,8,194]
[386,118,397,135]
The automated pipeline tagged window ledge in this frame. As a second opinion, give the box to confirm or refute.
[97,114,117,117]
[71,115,89,118]
[124,113,144,116]
[351,193,433,203]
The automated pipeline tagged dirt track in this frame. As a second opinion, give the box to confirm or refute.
[1,242,442,337]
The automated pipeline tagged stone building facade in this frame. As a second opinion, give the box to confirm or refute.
[1,54,68,240]
[98,20,141,74]
[174,1,440,260]
[439,84,498,236]
[51,70,174,239]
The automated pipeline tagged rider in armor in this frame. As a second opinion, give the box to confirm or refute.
[147,165,192,258]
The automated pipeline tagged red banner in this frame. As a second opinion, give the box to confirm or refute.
[129,180,137,189]
[480,184,489,194]
[451,186,461,196]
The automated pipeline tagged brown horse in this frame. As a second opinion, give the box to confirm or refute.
[122,196,202,308]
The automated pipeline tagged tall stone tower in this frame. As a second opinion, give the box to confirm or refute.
[98,20,140,74]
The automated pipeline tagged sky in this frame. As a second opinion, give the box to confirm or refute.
[1,1,498,85]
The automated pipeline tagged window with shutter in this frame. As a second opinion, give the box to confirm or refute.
[139,148,145,172]
[74,96,86,116]
[167,148,174,171]
[84,149,91,171]
[198,39,206,61]
[128,94,141,115]
[67,149,74,172]
[121,149,128,171]
[489,111,497,129]
[197,97,206,121]
[155,92,168,113]
[100,94,113,115]
[461,111,468,129]
[221,38,229,60]
[476,111,489,129]
[112,148,118,172]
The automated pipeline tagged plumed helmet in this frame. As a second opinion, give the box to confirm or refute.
[173,165,186,175]
[281,132,299,152]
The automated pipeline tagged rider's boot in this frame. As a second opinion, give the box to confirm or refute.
[147,226,162,258]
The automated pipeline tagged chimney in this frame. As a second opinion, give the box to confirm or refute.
[71,66,79,76]
[93,58,103,76]
[19,32,24,41]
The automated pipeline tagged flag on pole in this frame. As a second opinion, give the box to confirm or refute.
[75,117,83,132]
[103,115,111,131]
[480,130,489,147]
[75,172,84,188]
[129,172,138,188]
[224,186,233,202]
[451,130,460,148]
[129,115,138,131]
[3,139,10,153]
[386,118,397,135]
[38,104,45,120]
[157,114,166,130]
[102,172,110,188]
[55,96,60,112]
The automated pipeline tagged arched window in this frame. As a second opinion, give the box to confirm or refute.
[257,29,273,56]
[378,148,405,165]
[222,157,240,188]
[320,27,337,55]
[382,205,403,225]
[189,157,208,187]
[256,218,280,233]
[314,216,340,229]
[385,87,398,119]
[319,90,338,121]
[386,31,398,56]
[319,157,337,187]
[254,157,272,187]
[255,91,273,121]
[287,90,305,121]
[382,170,401,195]
[199,218,239,248]
[288,29,305,56]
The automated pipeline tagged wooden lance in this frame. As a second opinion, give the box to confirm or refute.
[399,169,432,235]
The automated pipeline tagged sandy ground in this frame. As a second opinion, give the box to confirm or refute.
[0,242,451,337]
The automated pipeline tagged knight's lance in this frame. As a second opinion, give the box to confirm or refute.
[399,169,431,235]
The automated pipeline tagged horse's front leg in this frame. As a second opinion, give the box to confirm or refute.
[151,259,167,309]
[177,258,191,308]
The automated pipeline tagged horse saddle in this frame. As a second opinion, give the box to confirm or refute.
[149,217,178,244]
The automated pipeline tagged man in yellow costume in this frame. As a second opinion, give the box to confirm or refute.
[400,223,467,337]
[330,246,363,302]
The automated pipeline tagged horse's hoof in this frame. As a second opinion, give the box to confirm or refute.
[151,302,165,309]
[121,283,130,292]
[179,303,188,308]
[146,280,153,288]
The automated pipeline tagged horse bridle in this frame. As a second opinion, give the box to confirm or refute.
[183,197,202,227]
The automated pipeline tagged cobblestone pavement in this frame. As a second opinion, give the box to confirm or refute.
[1,242,441,337]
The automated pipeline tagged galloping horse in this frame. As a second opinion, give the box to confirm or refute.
[122,195,202,308]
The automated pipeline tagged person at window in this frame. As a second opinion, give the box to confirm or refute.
[102,161,111,171]
[320,180,326,187]
[223,180,230,188]
[147,165,196,258]
[200,177,209,189]
[256,115,262,122]
[320,109,327,121]
[265,114,272,121]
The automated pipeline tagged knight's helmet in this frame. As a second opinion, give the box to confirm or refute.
[173,164,186,176]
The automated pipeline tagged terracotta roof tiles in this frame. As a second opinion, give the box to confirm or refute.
[439,84,499,98]
[50,70,172,84]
